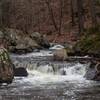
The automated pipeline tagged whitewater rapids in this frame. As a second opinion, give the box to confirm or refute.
[1,50,100,100]
[10,50,88,85]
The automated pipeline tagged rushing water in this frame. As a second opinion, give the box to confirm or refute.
[0,50,100,100]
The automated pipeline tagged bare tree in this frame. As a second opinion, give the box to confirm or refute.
[90,0,97,27]
[46,0,58,32]
[0,0,2,28]
[58,0,63,35]
[77,0,84,34]
[0,0,10,29]
[37,6,41,33]
[70,0,75,26]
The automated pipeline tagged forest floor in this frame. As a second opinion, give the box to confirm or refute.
[46,32,78,44]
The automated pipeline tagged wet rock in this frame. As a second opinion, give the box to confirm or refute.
[93,63,100,81]
[53,48,68,61]
[84,62,96,80]
[84,62,100,81]
[14,67,28,77]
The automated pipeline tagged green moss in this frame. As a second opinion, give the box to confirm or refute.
[96,0,100,5]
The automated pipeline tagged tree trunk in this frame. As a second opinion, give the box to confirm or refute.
[0,0,3,28]
[46,0,58,31]
[90,0,97,27]
[77,0,84,34]
[58,0,63,35]
[70,0,75,26]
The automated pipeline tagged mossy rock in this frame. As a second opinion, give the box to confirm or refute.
[0,47,14,84]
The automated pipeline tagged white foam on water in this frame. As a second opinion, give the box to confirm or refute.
[11,50,88,86]
[22,63,87,85]
[11,50,53,58]
[20,73,85,86]
[49,45,64,50]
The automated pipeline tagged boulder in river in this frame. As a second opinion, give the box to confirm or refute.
[84,61,100,81]
[13,67,28,77]
[53,48,68,61]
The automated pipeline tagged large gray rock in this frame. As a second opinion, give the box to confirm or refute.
[30,32,50,48]
[84,63,96,80]
[84,62,100,81]
[3,29,50,54]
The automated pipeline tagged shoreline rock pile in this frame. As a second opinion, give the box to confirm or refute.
[3,28,50,54]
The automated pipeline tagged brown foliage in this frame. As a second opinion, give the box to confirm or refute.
[1,0,100,43]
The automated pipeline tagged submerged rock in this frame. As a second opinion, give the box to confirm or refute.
[59,68,66,75]
[13,67,28,77]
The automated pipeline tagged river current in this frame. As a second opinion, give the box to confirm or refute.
[0,50,100,100]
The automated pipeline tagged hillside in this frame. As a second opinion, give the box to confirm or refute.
[1,0,100,43]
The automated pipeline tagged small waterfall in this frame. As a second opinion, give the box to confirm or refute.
[10,51,88,82]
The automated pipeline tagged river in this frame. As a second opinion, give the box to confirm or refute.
[0,50,100,100]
